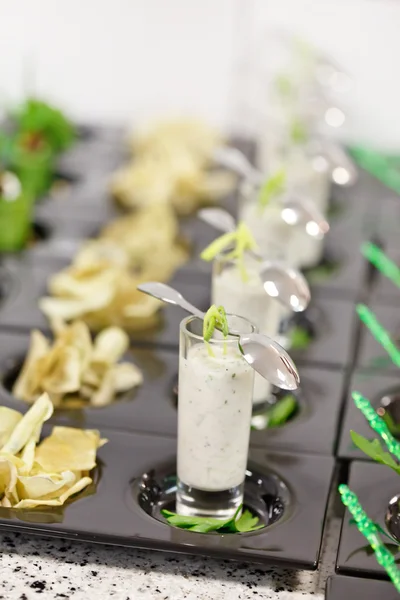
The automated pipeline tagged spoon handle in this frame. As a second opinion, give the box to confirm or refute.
[179,299,205,320]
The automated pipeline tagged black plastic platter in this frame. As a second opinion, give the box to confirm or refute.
[0,127,391,570]
[0,429,334,569]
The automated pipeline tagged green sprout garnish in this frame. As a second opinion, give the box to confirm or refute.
[161,504,263,533]
[203,305,229,357]
[275,74,294,100]
[258,169,286,209]
[13,98,75,154]
[267,394,298,427]
[200,221,258,282]
[290,118,308,144]
[290,325,313,351]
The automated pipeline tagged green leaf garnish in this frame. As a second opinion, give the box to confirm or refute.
[290,325,312,350]
[200,221,258,282]
[258,169,286,209]
[161,505,263,533]
[14,98,75,154]
[350,431,400,475]
[266,394,298,427]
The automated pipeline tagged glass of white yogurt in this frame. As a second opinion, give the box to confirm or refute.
[211,251,281,407]
[238,178,326,271]
[257,120,331,216]
[176,314,256,519]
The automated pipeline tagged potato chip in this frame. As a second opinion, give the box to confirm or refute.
[0,458,18,499]
[89,369,115,407]
[35,426,104,472]
[40,346,81,395]
[112,119,233,215]
[2,393,53,455]
[0,408,22,447]
[13,476,93,509]
[14,321,143,408]
[12,330,50,401]
[92,326,129,364]
[112,363,143,392]
[0,395,104,510]
[17,470,76,500]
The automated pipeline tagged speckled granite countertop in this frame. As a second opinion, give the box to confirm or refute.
[0,513,340,600]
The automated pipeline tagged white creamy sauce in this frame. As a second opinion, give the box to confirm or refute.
[257,119,331,215]
[240,201,323,269]
[177,344,254,491]
[212,264,281,403]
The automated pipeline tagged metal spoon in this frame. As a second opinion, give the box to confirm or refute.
[280,196,330,238]
[137,282,300,390]
[198,208,311,312]
[212,147,263,185]
[211,150,330,236]
[309,139,357,186]
[258,260,310,312]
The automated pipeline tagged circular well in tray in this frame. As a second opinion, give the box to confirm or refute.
[131,463,291,534]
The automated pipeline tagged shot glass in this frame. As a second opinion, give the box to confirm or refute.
[176,314,256,519]
[211,251,281,406]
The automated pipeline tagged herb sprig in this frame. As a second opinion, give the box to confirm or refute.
[203,305,229,357]
[200,222,258,282]
[161,505,263,533]
[258,169,286,209]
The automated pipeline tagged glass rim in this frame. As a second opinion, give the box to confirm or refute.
[180,314,257,344]
[212,247,261,265]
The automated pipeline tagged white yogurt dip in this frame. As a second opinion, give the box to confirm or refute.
[240,199,324,270]
[177,343,254,491]
[212,261,281,403]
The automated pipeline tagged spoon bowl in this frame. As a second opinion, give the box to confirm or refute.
[259,261,310,312]
[281,196,330,238]
[137,282,300,390]
[213,147,263,185]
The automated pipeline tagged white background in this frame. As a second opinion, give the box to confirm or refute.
[0,0,399,150]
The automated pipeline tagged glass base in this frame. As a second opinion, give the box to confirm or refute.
[176,479,243,519]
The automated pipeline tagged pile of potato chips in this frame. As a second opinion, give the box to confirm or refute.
[110,119,236,215]
[0,393,106,508]
[39,204,187,330]
[13,320,142,407]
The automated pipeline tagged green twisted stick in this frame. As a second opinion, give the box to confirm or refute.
[357,304,400,368]
[362,242,400,288]
[352,391,400,461]
[339,485,400,592]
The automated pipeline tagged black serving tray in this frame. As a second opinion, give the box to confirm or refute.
[0,126,375,569]
[336,460,400,578]
[0,428,334,569]
[326,575,397,599]
[337,369,400,461]
[0,329,345,456]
